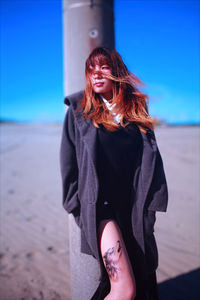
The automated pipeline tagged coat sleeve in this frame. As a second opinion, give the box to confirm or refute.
[60,106,82,228]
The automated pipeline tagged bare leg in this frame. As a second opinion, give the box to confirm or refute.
[98,219,136,300]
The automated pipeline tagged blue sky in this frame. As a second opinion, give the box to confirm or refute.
[1,0,199,124]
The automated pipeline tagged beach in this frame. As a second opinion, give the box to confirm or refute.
[0,123,199,300]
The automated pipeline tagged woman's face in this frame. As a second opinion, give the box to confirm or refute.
[89,64,113,100]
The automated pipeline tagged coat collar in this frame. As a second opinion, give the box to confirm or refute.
[65,91,98,168]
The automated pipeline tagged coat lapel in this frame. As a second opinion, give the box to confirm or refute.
[78,117,98,169]
[140,130,157,205]
[65,91,98,169]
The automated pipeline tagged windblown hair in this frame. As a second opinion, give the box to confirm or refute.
[78,47,155,132]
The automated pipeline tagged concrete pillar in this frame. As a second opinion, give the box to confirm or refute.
[63,0,114,300]
[62,1,115,299]
[63,0,115,95]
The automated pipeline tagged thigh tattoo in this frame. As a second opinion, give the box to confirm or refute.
[103,240,122,280]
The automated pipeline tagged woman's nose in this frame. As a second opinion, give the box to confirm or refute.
[93,71,102,79]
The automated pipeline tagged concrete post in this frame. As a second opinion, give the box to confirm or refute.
[62,1,115,299]
[63,0,115,95]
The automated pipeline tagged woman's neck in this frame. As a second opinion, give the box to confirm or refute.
[100,94,113,103]
[100,91,113,102]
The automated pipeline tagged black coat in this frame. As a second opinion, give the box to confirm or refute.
[60,91,168,290]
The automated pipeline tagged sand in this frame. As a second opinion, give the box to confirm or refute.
[0,123,199,300]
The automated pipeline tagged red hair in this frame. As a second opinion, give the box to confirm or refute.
[78,47,154,132]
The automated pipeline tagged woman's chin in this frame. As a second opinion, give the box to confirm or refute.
[93,87,104,94]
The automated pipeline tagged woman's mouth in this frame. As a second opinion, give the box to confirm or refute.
[95,82,104,87]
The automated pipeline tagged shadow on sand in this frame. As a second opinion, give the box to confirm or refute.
[158,268,200,300]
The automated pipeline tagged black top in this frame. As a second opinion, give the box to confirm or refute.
[96,122,143,227]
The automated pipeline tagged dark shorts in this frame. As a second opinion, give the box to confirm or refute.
[96,198,116,225]
[96,193,132,234]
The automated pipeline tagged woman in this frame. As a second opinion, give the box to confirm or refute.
[60,47,168,300]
